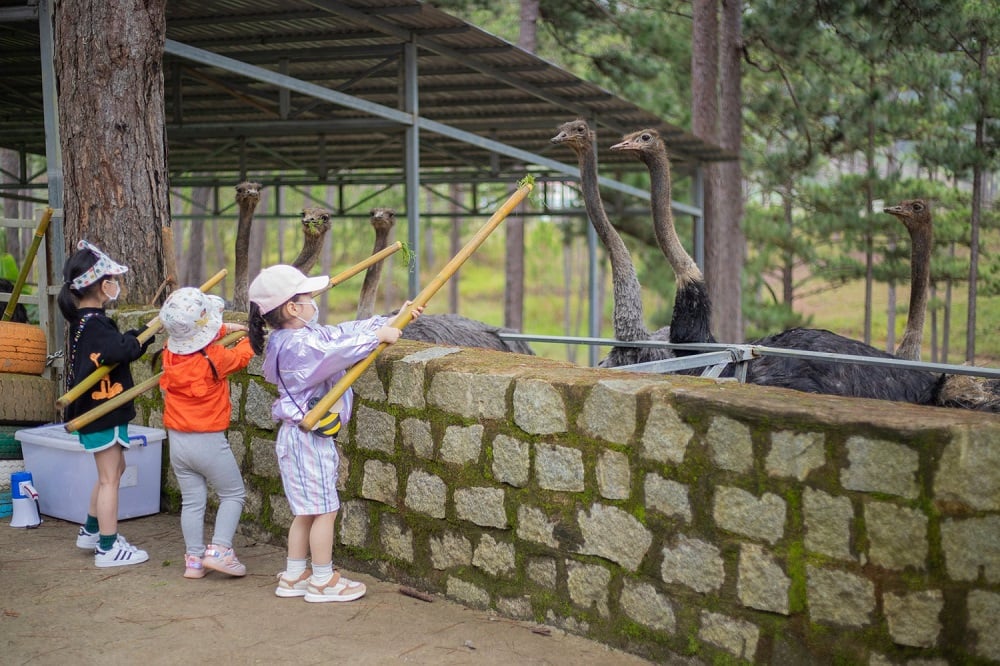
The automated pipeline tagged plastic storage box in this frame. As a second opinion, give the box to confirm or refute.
[15,424,165,522]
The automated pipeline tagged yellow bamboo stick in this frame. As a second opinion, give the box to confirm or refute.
[299,180,533,432]
[63,330,247,433]
[2,207,53,321]
[55,268,228,409]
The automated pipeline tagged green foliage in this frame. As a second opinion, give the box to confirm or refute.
[0,253,17,282]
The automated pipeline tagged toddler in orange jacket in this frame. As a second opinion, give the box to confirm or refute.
[160,287,254,579]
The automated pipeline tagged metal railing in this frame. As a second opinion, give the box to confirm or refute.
[497,333,1000,382]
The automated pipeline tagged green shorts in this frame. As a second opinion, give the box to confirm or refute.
[78,424,131,453]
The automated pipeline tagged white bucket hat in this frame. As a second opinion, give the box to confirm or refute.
[160,287,225,355]
[248,264,329,314]
[71,240,129,290]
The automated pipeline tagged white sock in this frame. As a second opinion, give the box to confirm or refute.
[285,558,308,579]
[311,561,333,585]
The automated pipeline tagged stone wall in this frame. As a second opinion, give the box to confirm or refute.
[133,333,1000,665]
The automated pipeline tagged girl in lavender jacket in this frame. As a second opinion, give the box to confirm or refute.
[248,264,421,603]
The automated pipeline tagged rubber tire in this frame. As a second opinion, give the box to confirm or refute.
[0,373,56,423]
[0,322,47,375]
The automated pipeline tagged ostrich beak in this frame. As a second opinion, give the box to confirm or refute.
[609,139,630,151]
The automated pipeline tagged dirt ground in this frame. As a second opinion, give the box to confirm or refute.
[0,512,655,666]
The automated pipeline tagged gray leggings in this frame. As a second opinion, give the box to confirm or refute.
[168,430,246,556]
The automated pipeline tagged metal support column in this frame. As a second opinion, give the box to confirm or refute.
[403,39,420,298]
[38,0,64,372]
[587,125,600,368]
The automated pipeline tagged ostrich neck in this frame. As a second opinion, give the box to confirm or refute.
[577,147,648,341]
[357,227,390,319]
[292,232,325,273]
[896,226,932,361]
[643,151,701,285]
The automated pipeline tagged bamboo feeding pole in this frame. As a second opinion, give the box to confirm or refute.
[2,207,53,321]
[63,330,246,433]
[55,268,228,409]
[299,179,533,432]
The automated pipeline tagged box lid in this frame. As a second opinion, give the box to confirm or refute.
[15,423,166,452]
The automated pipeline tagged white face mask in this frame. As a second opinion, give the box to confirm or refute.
[102,279,121,303]
[293,299,319,327]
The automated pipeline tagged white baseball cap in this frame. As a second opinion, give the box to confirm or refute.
[160,287,225,354]
[248,265,329,314]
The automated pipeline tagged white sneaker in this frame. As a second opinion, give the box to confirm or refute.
[76,526,99,550]
[94,536,149,568]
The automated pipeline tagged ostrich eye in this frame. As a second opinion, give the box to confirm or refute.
[641,133,651,141]
[913,202,924,212]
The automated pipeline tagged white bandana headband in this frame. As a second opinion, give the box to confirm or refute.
[70,240,129,291]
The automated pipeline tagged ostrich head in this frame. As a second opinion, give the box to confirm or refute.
[369,207,396,235]
[883,199,931,237]
[235,181,262,207]
[550,119,593,156]
[609,128,666,166]
[301,207,331,238]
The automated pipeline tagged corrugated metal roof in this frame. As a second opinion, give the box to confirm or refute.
[0,0,732,187]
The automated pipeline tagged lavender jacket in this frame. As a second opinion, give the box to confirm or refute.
[262,316,389,425]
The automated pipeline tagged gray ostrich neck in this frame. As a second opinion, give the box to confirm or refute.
[357,228,389,319]
[896,226,931,361]
[642,150,701,285]
[576,146,648,341]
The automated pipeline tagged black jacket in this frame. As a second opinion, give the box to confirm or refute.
[65,308,147,434]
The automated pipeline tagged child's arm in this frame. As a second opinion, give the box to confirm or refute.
[207,336,254,378]
[89,317,152,365]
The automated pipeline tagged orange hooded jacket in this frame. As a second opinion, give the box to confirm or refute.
[159,327,254,433]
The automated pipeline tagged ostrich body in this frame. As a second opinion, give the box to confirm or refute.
[357,207,534,355]
[291,207,331,274]
[609,129,715,356]
[233,181,262,311]
[551,119,671,368]
[601,130,936,402]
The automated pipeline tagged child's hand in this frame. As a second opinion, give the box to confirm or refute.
[376,325,403,344]
[405,302,425,320]
[225,323,249,332]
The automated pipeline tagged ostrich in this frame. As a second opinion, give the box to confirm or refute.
[232,180,262,311]
[609,128,715,356]
[550,119,672,368]
[291,207,332,274]
[356,207,534,355]
[611,128,937,402]
[884,199,1000,412]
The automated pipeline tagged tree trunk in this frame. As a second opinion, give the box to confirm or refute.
[55,0,168,305]
[692,0,727,340]
[782,191,793,306]
[449,183,462,313]
[183,186,211,286]
[1,149,22,264]
[718,0,745,341]
[966,40,987,363]
[502,0,539,332]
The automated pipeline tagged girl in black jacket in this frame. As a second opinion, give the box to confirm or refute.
[58,240,153,568]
